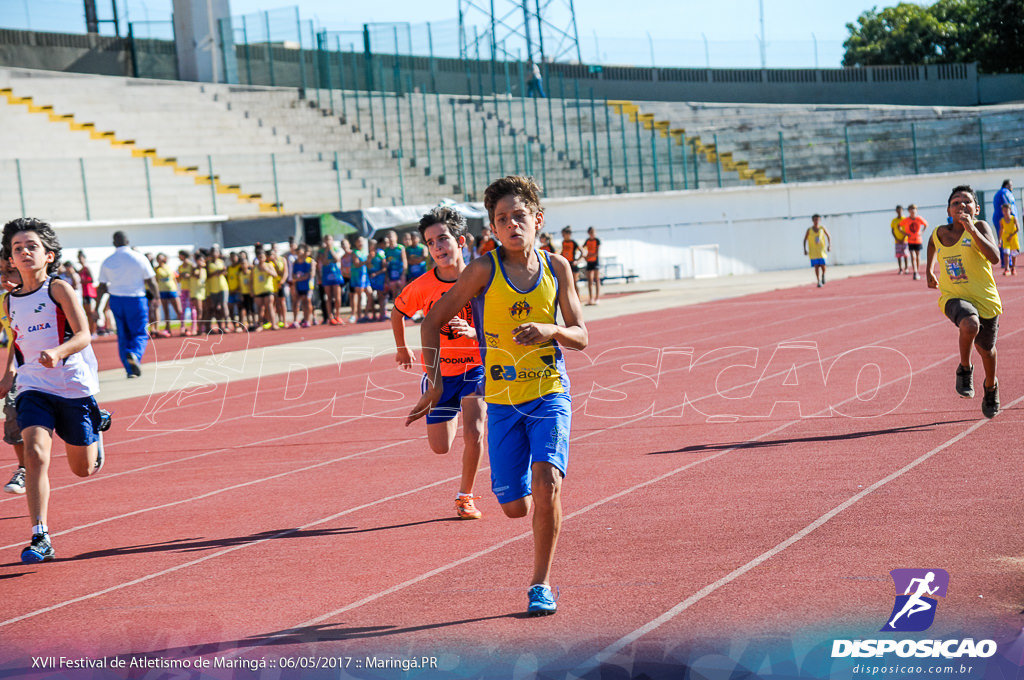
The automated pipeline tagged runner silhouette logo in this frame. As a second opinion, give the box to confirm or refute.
[881,569,949,632]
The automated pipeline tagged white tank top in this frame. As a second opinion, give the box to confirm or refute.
[9,278,99,399]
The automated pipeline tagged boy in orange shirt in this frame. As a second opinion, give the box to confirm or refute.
[391,206,486,520]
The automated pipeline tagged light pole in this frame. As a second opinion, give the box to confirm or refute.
[758,0,766,68]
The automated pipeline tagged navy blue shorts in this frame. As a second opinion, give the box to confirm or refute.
[420,366,484,425]
[16,390,101,446]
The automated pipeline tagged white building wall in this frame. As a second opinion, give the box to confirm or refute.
[543,168,1019,280]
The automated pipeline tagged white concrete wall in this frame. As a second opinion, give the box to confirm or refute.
[543,168,1021,281]
[51,215,226,271]
[42,168,1022,282]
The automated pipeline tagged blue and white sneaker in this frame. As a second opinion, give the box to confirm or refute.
[527,584,557,617]
[21,533,55,563]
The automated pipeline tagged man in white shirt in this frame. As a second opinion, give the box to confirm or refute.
[97,231,158,378]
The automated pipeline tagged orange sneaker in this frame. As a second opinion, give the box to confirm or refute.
[455,495,482,520]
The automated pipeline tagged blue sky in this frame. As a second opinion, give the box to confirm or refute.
[6,1,904,68]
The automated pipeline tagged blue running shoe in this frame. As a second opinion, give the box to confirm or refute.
[21,533,54,563]
[527,584,557,617]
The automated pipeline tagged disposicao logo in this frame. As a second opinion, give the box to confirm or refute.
[882,568,949,632]
[831,568,997,660]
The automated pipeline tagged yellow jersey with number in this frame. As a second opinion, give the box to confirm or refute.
[933,227,1002,319]
[475,248,569,406]
[807,227,827,260]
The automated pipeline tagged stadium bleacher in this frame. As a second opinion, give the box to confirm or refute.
[2,64,1022,223]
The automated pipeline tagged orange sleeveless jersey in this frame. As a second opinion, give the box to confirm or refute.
[393,269,482,377]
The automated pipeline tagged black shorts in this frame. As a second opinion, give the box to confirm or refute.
[908,243,923,253]
[944,298,999,351]
[585,261,599,272]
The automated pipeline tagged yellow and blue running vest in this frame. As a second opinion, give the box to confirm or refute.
[807,228,827,260]
[474,248,569,406]
[933,228,1002,319]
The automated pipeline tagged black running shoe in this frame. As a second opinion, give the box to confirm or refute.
[95,410,111,472]
[982,382,1000,419]
[955,364,974,399]
[126,353,142,378]
[21,533,54,563]
[4,467,25,495]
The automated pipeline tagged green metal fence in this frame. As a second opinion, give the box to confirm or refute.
[4,90,1023,224]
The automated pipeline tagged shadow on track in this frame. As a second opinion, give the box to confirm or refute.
[648,419,974,455]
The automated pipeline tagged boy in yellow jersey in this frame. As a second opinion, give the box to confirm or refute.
[803,214,832,287]
[177,251,195,336]
[926,185,1002,418]
[891,205,908,274]
[999,203,1019,276]
[269,244,288,329]
[391,207,486,520]
[408,176,588,617]
[153,253,183,338]
[1,255,25,495]
[205,245,229,332]
[226,252,242,330]
[191,252,208,333]
[236,252,253,329]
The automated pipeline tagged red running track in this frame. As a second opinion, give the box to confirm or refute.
[1,270,1022,679]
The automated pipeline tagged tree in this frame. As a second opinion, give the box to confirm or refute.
[843,0,1024,72]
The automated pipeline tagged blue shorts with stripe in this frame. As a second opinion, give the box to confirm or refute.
[487,392,571,504]
[420,365,485,425]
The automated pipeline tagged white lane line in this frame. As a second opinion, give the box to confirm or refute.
[583,392,1024,671]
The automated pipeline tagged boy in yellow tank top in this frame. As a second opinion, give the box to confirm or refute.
[926,185,1002,418]
[408,176,588,617]
[891,205,908,274]
[999,203,1019,276]
[803,214,832,287]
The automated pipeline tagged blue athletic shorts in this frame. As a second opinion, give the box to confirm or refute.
[487,392,571,504]
[159,291,179,300]
[16,390,101,446]
[810,258,826,267]
[421,366,484,425]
